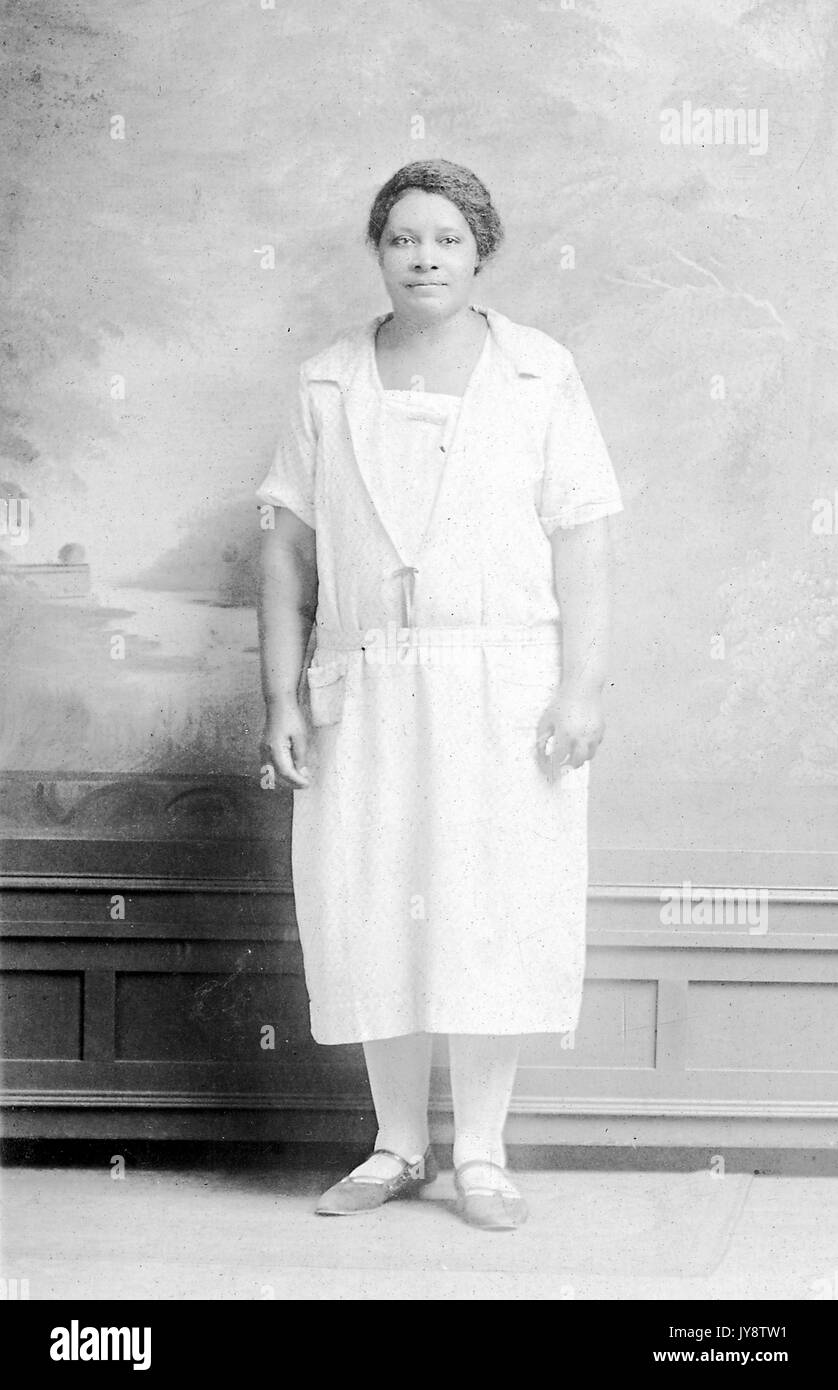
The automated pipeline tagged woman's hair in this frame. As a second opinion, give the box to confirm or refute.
[366,159,503,273]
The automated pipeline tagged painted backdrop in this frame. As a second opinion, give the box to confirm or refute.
[1,0,836,855]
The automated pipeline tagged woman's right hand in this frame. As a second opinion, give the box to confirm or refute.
[260,700,310,790]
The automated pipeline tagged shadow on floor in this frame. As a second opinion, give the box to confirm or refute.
[3,1138,838,1176]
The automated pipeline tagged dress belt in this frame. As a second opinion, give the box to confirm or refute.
[313,619,561,651]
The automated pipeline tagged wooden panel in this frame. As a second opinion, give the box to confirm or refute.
[5,1104,837,1147]
[587,891,838,944]
[114,970,316,1062]
[654,979,688,1072]
[590,847,838,890]
[0,970,82,1060]
[0,837,291,889]
[0,940,302,973]
[518,980,657,1069]
[0,1059,370,1098]
[687,982,838,1072]
[0,889,297,940]
[83,970,115,1063]
[2,772,838,1146]
[431,982,657,1072]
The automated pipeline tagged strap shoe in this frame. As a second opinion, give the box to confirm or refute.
[315,1146,438,1215]
[454,1160,529,1230]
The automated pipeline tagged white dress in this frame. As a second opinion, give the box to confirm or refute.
[257,306,623,1044]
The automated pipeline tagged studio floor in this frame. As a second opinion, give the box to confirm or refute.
[2,1146,837,1301]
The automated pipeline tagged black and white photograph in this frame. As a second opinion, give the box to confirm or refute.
[1,0,837,1332]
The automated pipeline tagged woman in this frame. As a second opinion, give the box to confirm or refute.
[257,159,622,1230]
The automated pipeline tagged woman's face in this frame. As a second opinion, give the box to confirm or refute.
[377,189,480,324]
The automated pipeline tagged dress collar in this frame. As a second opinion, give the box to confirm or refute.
[304,304,549,388]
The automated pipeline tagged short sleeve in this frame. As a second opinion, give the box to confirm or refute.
[255,366,317,528]
[537,351,623,534]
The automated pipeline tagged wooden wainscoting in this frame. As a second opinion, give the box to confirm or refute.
[1,774,837,1146]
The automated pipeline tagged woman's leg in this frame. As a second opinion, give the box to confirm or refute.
[348,1032,433,1178]
[449,1033,521,1191]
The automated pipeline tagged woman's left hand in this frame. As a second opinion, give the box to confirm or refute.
[537,680,605,771]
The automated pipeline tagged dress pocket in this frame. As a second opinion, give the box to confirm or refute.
[490,645,560,732]
[306,655,349,727]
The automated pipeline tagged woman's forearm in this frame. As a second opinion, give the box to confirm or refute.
[550,517,612,692]
[258,509,318,711]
